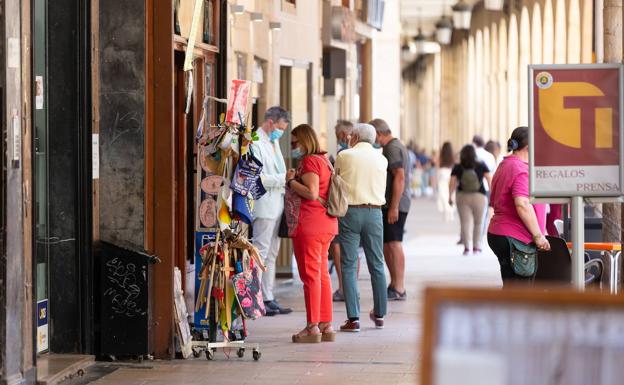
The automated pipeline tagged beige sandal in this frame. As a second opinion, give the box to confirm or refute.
[319,322,336,342]
[292,324,322,343]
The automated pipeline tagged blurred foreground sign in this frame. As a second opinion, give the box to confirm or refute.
[529,64,624,197]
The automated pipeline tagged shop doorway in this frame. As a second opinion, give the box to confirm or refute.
[276,62,312,278]
[32,0,93,356]
[33,0,50,354]
[173,49,220,317]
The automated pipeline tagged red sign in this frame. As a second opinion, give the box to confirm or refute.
[225,79,251,125]
[530,65,623,197]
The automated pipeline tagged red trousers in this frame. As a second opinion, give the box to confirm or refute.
[292,233,334,323]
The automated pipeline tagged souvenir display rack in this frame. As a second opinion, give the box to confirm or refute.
[190,85,268,361]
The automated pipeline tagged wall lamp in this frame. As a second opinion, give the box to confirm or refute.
[269,22,282,30]
[250,12,264,22]
[231,4,245,15]
[452,0,472,30]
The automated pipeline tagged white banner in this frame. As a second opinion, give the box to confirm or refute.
[533,165,620,195]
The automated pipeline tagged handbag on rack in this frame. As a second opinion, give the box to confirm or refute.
[231,266,266,320]
[506,236,538,278]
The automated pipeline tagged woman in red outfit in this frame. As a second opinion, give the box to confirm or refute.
[285,124,338,343]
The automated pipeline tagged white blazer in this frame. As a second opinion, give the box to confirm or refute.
[251,128,286,220]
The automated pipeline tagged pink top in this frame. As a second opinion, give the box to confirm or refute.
[488,155,546,244]
[295,155,338,237]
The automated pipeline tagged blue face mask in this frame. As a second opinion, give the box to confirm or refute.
[373,143,382,149]
[270,129,284,142]
[291,148,303,159]
[338,141,348,150]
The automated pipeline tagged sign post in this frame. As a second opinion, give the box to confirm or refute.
[529,64,624,290]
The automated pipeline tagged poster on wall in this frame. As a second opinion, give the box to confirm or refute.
[529,64,624,197]
[225,80,251,125]
[37,299,49,353]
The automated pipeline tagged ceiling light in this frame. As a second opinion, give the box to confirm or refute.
[269,21,281,30]
[230,4,245,15]
[451,0,472,30]
[484,0,505,11]
[250,12,264,22]
[413,29,428,55]
[435,16,453,45]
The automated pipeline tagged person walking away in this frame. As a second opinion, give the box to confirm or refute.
[437,142,455,222]
[485,140,502,171]
[285,124,338,343]
[473,135,497,238]
[331,120,356,302]
[488,126,551,285]
[250,106,293,316]
[370,118,411,301]
[335,123,388,331]
[449,145,492,255]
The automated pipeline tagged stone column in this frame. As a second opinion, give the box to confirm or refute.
[0,0,35,383]
[602,0,622,242]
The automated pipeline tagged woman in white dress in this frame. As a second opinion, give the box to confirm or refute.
[437,142,455,222]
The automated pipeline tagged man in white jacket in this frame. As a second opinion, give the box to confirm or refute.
[251,106,293,316]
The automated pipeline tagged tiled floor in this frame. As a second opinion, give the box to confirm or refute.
[37,354,95,385]
[81,197,502,385]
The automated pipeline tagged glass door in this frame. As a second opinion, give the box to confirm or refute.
[33,0,50,354]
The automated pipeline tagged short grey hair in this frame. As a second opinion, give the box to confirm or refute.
[335,120,353,135]
[264,106,290,123]
[352,123,377,144]
[369,118,391,135]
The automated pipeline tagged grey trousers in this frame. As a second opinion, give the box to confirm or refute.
[338,207,388,319]
[456,191,488,250]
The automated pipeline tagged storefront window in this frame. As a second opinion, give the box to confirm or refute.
[34,0,50,355]
[236,52,247,80]
[174,0,181,35]
[202,0,214,45]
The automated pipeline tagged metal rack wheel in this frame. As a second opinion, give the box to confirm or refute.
[252,349,261,361]
[192,348,201,358]
[206,350,215,360]
[237,348,245,358]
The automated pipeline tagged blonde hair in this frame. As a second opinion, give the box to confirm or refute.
[292,124,321,155]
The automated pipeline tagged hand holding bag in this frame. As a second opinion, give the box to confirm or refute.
[506,236,538,278]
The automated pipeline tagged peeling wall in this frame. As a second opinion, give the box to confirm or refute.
[98,0,145,250]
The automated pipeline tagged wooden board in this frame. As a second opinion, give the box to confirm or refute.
[421,285,624,385]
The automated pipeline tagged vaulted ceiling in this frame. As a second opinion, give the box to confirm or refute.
[400,0,481,36]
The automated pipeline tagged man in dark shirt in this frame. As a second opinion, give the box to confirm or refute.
[370,119,411,301]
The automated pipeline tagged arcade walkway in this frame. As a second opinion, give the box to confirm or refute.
[69,197,502,385]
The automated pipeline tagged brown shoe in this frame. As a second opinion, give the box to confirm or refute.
[339,320,360,332]
[319,322,336,342]
[292,324,322,343]
[369,311,384,329]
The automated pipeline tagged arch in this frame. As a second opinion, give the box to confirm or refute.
[531,3,542,64]
[468,35,476,141]
[507,14,519,133]
[567,0,581,63]
[490,23,499,142]
[498,20,508,143]
[580,0,593,63]
[475,30,484,135]
[519,7,531,126]
[543,0,554,64]
[554,0,567,63]
[483,27,491,139]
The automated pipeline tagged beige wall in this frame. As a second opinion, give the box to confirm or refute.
[227,0,322,129]
[371,0,401,136]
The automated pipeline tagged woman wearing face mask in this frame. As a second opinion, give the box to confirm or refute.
[285,124,338,343]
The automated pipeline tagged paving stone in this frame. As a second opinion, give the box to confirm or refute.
[85,198,501,385]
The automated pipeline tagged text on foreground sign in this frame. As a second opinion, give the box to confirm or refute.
[529,64,624,197]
